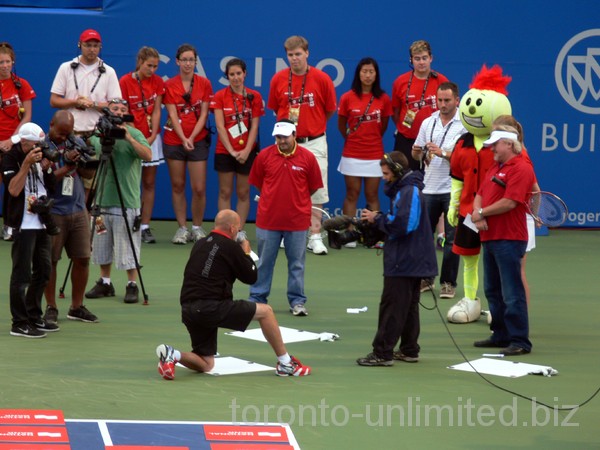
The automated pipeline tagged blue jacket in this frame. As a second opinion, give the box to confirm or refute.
[375,170,438,278]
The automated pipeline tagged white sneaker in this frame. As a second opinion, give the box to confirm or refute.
[307,235,328,255]
[190,227,207,242]
[344,241,357,248]
[172,227,190,245]
[290,304,308,316]
[447,297,481,323]
[279,238,285,249]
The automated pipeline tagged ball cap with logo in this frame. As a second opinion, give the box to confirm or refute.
[80,29,102,42]
[272,120,296,137]
[11,122,45,144]
[483,130,519,146]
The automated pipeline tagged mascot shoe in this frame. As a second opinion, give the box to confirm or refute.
[447,297,481,323]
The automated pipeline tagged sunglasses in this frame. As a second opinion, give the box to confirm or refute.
[109,98,128,105]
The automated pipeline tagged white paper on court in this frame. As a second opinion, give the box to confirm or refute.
[448,358,558,378]
[225,326,338,343]
[176,357,274,376]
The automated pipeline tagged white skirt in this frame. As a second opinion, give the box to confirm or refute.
[142,134,165,167]
[337,157,382,177]
[526,213,536,252]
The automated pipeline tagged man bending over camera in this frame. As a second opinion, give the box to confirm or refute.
[2,123,57,338]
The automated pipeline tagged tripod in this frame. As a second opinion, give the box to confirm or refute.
[85,134,149,305]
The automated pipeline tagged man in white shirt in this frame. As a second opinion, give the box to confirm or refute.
[411,82,466,299]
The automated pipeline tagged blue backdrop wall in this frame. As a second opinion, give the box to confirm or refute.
[1,0,598,227]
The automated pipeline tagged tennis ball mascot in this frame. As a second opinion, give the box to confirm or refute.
[446,65,512,323]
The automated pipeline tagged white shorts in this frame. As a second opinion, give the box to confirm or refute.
[301,135,328,204]
[337,157,383,177]
[526,213,536,252]
[92,207,141,270]
[142,134,165,167]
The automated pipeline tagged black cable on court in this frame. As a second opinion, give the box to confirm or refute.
[418,281,600,412]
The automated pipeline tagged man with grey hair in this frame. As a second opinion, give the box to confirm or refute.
[470,126,535,356]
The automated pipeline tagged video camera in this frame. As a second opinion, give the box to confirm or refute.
[322,214,385,250]
[63,134,97,169]
[95,107,134,142]
[29,195,60,235]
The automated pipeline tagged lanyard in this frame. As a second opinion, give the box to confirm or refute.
[181,75,199,119]
[73,63,103,94]
[348,95,375,135]
[135,72,150,115]
[0,78,22,119]
[405,71,431,110]
[429,118,454,149]
[287,67,309,105]
[230,86,247,136]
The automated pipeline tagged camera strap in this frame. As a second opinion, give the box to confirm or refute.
[134,72,150,116]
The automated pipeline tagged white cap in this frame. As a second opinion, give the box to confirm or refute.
[483,130,519,146]
[272,121,296,137]
[11,122,45,144]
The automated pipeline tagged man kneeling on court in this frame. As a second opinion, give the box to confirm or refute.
[156,209,311,379]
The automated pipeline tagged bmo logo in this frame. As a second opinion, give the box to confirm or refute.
[555,29,600,115]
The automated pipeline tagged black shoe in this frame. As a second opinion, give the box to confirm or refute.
[124,282,139,304]
[474,338,509,348]
[500,345,531,356]
[43,305,59,324]
[33,319,60,332]
[356,352,393,367]
[141,228,156,244]
[85,279,116,298]
[392,352,419,363]
[10,323,46,338]
[67,306,99,323]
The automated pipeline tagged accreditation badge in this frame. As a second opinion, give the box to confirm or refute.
[402,109,416,128]
[146,114,153,134]
[288,106,300,125]
[62,176,74,196]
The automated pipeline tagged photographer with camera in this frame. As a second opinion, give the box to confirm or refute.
[356,151,437,366]
[84,98,151,304]
[2,122,58,338]
[41,110,99,325]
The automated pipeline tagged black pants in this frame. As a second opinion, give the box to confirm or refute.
[393,133,421,172]
[10,229,51,327]
[372,276,421,360]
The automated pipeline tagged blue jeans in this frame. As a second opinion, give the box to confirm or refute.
[424,193,459,286]
[248,227,307,307]
[482,240,531,351]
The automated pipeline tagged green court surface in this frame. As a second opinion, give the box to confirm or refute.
[1,224,598,449]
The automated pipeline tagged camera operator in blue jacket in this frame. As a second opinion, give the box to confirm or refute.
[357,151,437,366]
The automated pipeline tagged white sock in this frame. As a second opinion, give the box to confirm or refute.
[277,353,291,365]
[101,277,111,285]
[192,225,201,231]
[141,224,149,231]
[173,350,181,362]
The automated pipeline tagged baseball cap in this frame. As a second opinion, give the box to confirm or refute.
[11,122,45,144]
[272,121,296,137]
[80,29,102,43]
[483,130,519,146]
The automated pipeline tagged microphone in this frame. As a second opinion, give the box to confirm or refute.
[323,215,354,231]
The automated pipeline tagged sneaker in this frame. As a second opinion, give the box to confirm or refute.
[307,235,328,255]
[420,279,434,293]
[3,225,13,241]
[10,323,46,338]
[276,356,311,377]
[43,305,59,325]
[141,228,156,244]
[85,279,115,298]
[343,241,357,248]
[190,227,207,242]
[356,352,393,367]
[67,306,99,323]
[124,282,139,304]
[439,282,456,299]
[290,304,308,316]
[172,227,190,245]
[436,233,445,250]
[447,297,481,323]
[392,352,419,363]
[500,345,531,356]
[33,319,60,332]
[156,344,176,380]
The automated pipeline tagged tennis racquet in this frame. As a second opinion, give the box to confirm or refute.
[526,191,568,227]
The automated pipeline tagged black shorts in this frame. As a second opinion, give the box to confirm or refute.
[181,299,256,356]
[214,149,258,175]
[452,215,481,256]
[163,138,209,162]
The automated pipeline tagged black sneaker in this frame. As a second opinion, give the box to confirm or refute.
[124,282,139,304]
[85,279,115,298]
[43,305,59,324]
[141,228,156,244]
[67,306,99,323]
[33,319,60,332]
[356,352,393,367]
[10,323,46,338]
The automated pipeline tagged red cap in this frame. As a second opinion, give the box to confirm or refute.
[79,29,101,43]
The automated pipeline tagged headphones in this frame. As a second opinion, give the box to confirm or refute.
[383,153,406,178]
[71,58,106,73]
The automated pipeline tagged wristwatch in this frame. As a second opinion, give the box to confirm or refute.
[442,150,448,158]
[478,208,484,218]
